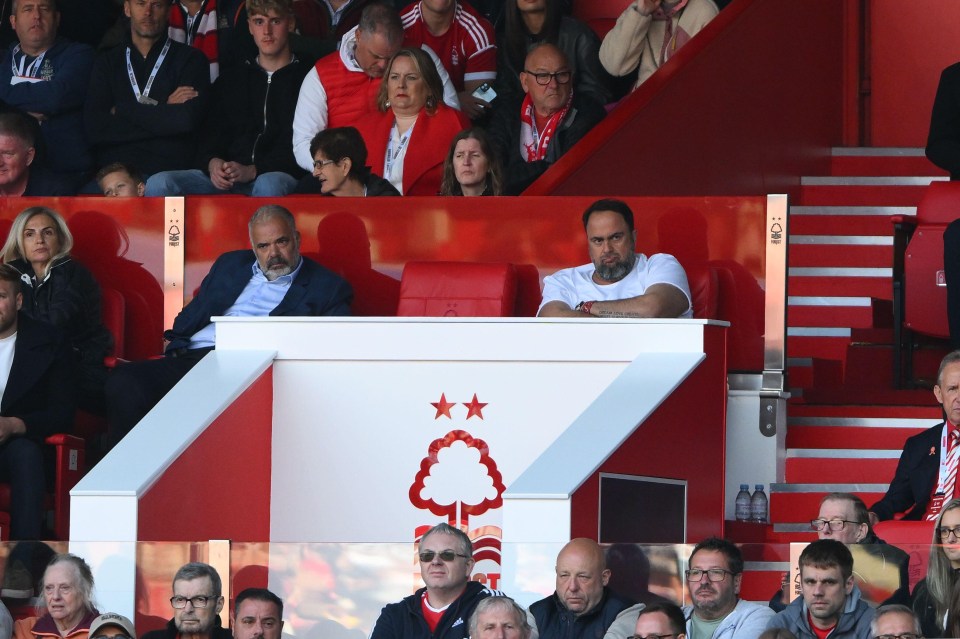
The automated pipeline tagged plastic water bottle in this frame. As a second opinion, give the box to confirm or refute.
[751,484,768,523]
[735,484,752,522]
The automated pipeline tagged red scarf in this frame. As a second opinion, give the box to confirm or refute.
[168,0,219,81]
[519,91,572,162]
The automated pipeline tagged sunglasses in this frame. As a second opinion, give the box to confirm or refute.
[418,550,469,563]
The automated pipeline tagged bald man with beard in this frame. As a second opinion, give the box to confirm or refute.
[529,539,633,639]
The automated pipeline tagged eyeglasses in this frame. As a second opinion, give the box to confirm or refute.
[938,525,960,540]
[628,635,679,639]
[685,568,735,582]
[874,634,920,639]
[418,550,469,563]
[810,518,860,531]
[170,595,217,609]
[313,159,337,170]
[522,70,572,86]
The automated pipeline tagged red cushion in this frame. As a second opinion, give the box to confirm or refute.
[397,262,518,317]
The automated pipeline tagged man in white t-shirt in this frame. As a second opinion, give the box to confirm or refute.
[538,198,693,319]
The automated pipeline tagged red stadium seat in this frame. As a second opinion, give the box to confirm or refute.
[892,182,960,386]
[397,262,540,317]
[687,265,719,319]
[572,0,632,39]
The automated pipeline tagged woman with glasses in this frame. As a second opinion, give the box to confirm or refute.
[359,48,469,196]
[294,127,400,196]
[911,498,960,637]
[14,554,98,639]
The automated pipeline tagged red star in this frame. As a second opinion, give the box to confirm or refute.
[431,393,455,419]
[463,394,487,420]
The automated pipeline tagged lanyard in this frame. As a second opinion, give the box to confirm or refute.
[126,38,171,105]
[384,121,414,180]
[10,45,47,79]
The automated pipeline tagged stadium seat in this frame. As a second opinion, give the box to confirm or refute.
[892,181,960,386]
[397,261,538,317]
[572,0,632,39]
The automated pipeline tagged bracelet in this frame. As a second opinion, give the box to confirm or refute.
[580,301,595,315]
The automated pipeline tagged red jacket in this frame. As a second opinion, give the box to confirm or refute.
[359,104,468,195]
[314,52,381,129]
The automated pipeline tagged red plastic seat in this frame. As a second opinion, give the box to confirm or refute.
[687,265,719,319]
[572,0,632,39]
[892,181,960,386]
[397,262,541,317]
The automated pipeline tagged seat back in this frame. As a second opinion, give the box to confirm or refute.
[397,262,519,317]
[572,0,632,39]
[916,181,960,224]
[101,287,126,358]
[873,519,934,591]
[905,210,950,338]
[686,265,719,319]
[513,263,542,317]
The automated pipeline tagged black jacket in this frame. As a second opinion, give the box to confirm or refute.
[488,90,606,195]
[294,171,401,196]
[197,55,312,177]
[927,61,960,180]
[370,580,497,639]
[8,257,112,371]
[530,588,633,639]
[142,619,234,639]
[870,423,941,520]
[84,36,211,174]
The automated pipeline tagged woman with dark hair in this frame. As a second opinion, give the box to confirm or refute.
[1,207,112,412]
[358,47,468,195]
[496,0,611,105]
[440,128,503,196]
[294,127,400,196]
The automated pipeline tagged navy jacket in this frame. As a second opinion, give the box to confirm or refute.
[870,423,941,521]
[370,581,497,639]
[163,250,353,352]
[1,313,75,443]
[0,38,95,174]
[530,588,632,639]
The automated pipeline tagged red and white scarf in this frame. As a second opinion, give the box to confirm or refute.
[519,91,572,162]
[653,0,690,66]
[169,0,219,81]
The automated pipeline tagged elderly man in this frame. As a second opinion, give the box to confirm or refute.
[538,198,692,319]
[233,588,284,639]
[767,540,874,639]
[292,2,456,172]
[0,112,70,195]
[488,43,605,195]
[0,0,94,191]
[104,204,352,451]
[469,596,531,639]
[371,523,498,639]
[870,350,960,522]
[682,538,773,639]
[870,605,921,639]
[143,563,230,639]
[88,613,137,639]
[83,0,209,179]
[528,538,631,639]
[400,0,496,119]
[0,264,74,540]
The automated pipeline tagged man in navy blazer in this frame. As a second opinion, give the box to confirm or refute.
[870,351,960,522]
[104,204,353,452]
[0,264,75,539]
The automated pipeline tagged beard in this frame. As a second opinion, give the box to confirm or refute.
[594,252,636,282]
[262,254,296,281]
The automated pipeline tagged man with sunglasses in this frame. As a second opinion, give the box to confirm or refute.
[371,523,500,639]
[767,540,874,639]
[487,42,605,194]
[142,563,230,639]
[681,538,773,639]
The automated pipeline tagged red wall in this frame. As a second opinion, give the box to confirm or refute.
[869,2,960,147]
[570,326,729,542]
[527,0,845,197]
[138,369,274,541]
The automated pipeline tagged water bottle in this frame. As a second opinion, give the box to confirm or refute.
[751,484,768,523]
[735,484,752,522]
